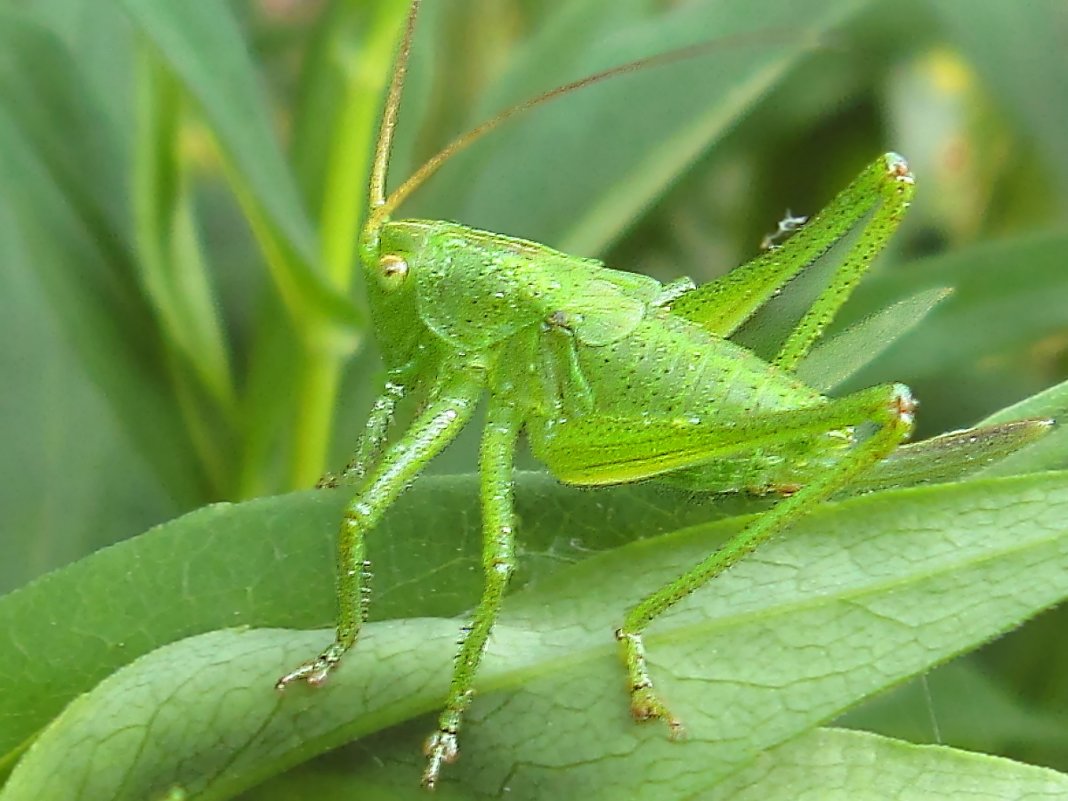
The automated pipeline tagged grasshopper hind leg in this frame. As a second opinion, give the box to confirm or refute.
[616,384,915,734]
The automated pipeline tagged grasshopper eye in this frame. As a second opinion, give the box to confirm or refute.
[378,254,409,290]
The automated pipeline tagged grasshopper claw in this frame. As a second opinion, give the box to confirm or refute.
[422,730,459,789]
[275,643,345,689]
[618,628,686,738]
[630,684,686,739]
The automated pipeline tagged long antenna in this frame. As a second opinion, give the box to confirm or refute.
[368,0,422,214]
[370,27,818,225]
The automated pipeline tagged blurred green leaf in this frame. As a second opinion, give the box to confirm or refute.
[977,377,1068,476]
[2,471,1067,797]
[0,12,204,505]
[0,204,177,596]
[0,10,127,241]
[116,0,310,258]
[924,0,1068,210]
[134,54,235,411]
[132,52,238,494]
[14,0,135,139]
[115,0,381,491]
[415,0,869,255]
[840,661,1068,754]
[798,286,951,392]
[116,0,360,330]
[841,230,1068,386]
[980,602,1068,769]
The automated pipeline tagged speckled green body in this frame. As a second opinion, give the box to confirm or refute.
[277,135,935,786]
[375,218,836,495]
[274,4,935,787]
[536,312,834,492]
[278,144,924,787]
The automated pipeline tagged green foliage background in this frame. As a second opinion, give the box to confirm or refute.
[1,0,1067,798]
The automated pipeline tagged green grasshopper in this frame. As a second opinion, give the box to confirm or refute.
[277,1,1053,788]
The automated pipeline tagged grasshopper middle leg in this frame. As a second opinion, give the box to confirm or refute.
[422,399,520,788]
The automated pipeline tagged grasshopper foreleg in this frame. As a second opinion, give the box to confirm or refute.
[277,369,483,689]
[317,375,409,488]
[617,383,915,732]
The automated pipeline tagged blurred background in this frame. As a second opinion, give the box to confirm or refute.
[0,0,1066,775]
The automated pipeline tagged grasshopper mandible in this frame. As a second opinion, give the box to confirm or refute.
[276,0,1049,788]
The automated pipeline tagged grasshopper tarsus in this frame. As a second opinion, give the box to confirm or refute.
[275,643,345,690]
[422,730,460,789]
[630,686,686,737]
[314,473,339,489]
[617,629,683,735]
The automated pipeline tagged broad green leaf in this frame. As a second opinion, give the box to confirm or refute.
[250,727,1068,801]
[3,472,1067,798]
[708,728,1068,801]
[0,474,737,763]
[414,0,869,255]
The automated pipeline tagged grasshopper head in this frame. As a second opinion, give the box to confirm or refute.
[359,218,435,369]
